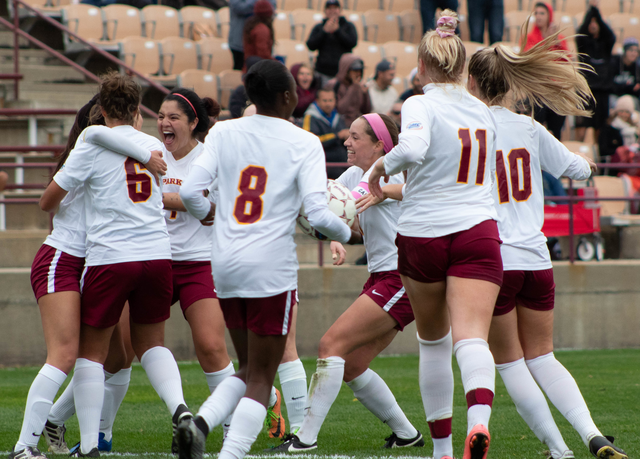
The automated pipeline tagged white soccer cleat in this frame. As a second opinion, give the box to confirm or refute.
[43,420,70,454]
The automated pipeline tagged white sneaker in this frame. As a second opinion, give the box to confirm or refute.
[43,421,69,454]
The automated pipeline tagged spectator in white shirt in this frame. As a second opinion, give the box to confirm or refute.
[368,59,398,115]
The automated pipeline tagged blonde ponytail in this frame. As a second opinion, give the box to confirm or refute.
[418,9,465,83]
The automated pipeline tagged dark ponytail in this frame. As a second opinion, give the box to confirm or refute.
[245,60,293,109]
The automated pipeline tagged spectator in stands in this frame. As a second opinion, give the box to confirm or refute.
[242,0,275,68]
[333,54,371,127]
[0,170,7,193]
[399,67,422,101]
[467,0,504,45]
[291,63,322,119]
[525,2,569,139]
[611,95,640,146]
[419,0,457,33]
[301,86,349,179]
[599,115,625,161]
[229,0,276,70]
[229,56,263,118]
[368,59,398,115]
[306,0,358,82]
[611,37,640,100]
[575,0,615,140]
[388,100,402,130]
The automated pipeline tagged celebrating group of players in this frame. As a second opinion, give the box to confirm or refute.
[9,9,629,459]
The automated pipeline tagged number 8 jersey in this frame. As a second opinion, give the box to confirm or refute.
[491,107,591,270]
[53,125,171,266]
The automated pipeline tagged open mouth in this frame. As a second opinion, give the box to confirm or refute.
[163,131,175,145]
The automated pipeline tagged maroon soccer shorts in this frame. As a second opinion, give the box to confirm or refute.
[219,289,297,336]
[396,219,503,287]
[171,260,217,313]
[494,269,555,316]
[361,270,414,331]
[80,259,173,328]
[31,244,85,301]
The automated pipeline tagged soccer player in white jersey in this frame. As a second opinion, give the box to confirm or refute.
[39,73,189,457]
[466,33,628,459]
[368,11,500,459]
[10,95,165,459]
[177,59,351,459]
[272,113,423,453]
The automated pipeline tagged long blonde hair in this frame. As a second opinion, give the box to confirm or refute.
[468,21,592,116]
[418,9,465,83]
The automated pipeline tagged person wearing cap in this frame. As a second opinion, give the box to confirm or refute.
[332,53,371,127]
[306,0,358,81]
[399,67,422,101]
[368,59,398,115]
[229,0,276,70]
[611,37,640,99]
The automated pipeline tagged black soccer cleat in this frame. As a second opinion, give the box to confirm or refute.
[589,435,628,459]
[171,404,192,455]
[382,430,425,448]
[177,417,207,459]
[8,447,47,459]
[264,434,317,453]
[68,446,99,457]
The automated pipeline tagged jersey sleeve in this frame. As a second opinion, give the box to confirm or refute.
[53,138,96,191]
[383,97,430,175]
[297,137,329,198]
[536,122,580,178]
[82,125,152,164]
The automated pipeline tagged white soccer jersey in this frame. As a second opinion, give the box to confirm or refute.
[195,115,329,298]
[43,186,87,258]
[162,143,214,261]
[492,107,591,270]
[338,165,403,273]
[54,125,171,266]
[383,84,498,237]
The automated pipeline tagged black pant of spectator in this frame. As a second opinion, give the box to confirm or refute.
[575,90,610,131]
[420,0,458,33]
[467,0,504,44]
[535,105,566,140]
[232,49,244,71]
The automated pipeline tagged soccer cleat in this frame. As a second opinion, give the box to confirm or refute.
[382,431,425,448]
[171,404,192,455]
[589,435,628,459]
[8,447,47,459]
[265,435,317,453]
[43,420,70,454]
[266,388,286,439]
[97,433,111,452]
[463,424,490,459]
[68,446,99,457]
[176,417,207,459]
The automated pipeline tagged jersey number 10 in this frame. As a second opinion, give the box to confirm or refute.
[495,148,532,203]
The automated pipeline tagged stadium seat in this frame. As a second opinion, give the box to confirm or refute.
[198,37,234,74]
[622,0,634,13]
[351,0,381,12]
[363,10,400,43]
[383,0,415,13]
[177,69,219,101]
[290,9,324,41]
[218,69,243,109]
[595,0,623,14]
[391,75,405,94]
[398,9,422,43]
[592,175,628,217]
[119,36,162,78]
[559,0,588,15]
[180,6,218,40]
[62,4,105,46]
[608,14,640,45]
[352,40,384,74]
[502,0,522,13]
[493,40,522,53]
[342,10,365,41]
[381,40,417,76]
[461,40,485,59]
[141,5,180,40]
[21,0,70,16]
[280,0,311,10]
[160,37,199,78]
[273,12,294,40]
[216,7,230,38]
[562,141,596,161]
[103,4,142,41]
[273,38,312,67]
[556,12,576,36]
[503,10,532,43]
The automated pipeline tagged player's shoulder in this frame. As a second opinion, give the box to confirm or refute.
[337,165,364,188]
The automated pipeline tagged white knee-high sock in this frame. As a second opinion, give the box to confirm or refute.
[268,385,277,407]
[73,359,105,454]
[48,376,76,427]
[497,359,571,458]
[297,356,345,445]
[197,376,246,432]
[527,352,601,446]
[204,362,236,436]
[140,347,185,416]
[15,364,67,451]
[418,332,453,459]
[346,368,418,440]
[218,398,267,459]
[278,359,307,432]
[100,368,131,441]
[454,338,495,434]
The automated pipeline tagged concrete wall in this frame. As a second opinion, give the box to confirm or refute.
[1,261,640,366]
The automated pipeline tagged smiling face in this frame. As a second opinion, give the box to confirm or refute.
[344,117,383,171]
[157,100,197,154]
[297,66,313,90]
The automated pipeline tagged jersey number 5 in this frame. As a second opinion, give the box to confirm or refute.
[233,165,268,224]
[495,148,532,203]
[457,128,487,185]
[124,158,152,203]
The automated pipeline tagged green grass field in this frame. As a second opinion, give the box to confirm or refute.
[1,350,639,459]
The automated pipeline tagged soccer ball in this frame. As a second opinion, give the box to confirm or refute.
[297,180,357,240]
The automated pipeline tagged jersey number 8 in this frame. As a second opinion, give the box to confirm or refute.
[233,165,268,224]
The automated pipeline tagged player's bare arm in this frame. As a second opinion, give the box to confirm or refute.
[144,150,167,184]
[40,180,68,212]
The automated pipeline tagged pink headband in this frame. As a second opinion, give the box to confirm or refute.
[436,16,457,38]
[362,113,393,154]
[173,93,197,117]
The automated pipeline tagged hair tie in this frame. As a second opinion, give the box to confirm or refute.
[174,93,197,117]
[436,15,457,38]
[362,113,394,154]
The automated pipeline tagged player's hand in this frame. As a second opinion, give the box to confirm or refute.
[368,158,388,199]
[145,150,167,185]
[356,193,383,212]
[200,201,215,226]
[578,153,597,174]
[330,241,346,265]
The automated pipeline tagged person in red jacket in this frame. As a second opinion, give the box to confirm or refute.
[242,0,274,69]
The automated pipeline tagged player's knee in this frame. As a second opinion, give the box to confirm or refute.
[318,335,340,359]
